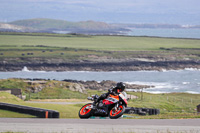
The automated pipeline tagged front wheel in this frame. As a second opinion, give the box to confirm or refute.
[109,105,125,119]
[79,103,92,119]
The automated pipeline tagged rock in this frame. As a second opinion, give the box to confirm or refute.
[23,78,154,95]
[24,79,87,94]
[34,85,44,93]
[63,79,153,91]
[100,80,117,90]
[68,83,86,93]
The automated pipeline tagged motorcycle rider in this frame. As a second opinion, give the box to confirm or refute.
[94,82,126,104]
[79,82,127,119]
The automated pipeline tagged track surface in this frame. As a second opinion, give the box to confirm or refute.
[26,101,88,104]
[1,118,200,133]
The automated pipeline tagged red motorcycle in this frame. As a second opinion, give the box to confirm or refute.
[79,92,128,119]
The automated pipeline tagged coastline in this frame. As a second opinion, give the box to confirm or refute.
[0,32,199,72]
[0,70,200,94]
[0,60,199,72]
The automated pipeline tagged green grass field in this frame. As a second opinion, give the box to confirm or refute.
[1,90,200,119]
[127,92,200,113]
[0,32,199,62]
[1,33,200,51]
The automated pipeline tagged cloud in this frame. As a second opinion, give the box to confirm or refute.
[3,0,200,13]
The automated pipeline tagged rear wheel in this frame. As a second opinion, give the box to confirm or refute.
[79,103,92,119]
[109,105,125,119]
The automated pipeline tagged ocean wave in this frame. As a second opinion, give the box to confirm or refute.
[143,90,200,94]
[125,81,156,85]
[173,88,180,90]
[21,66,31,72]
[143,90,170,94]
[185,91,200,94]
[126,89,141,92]
[18,68,200,73]
[21,66,51,73]
[125,81,174,89]
[125,81,181,94]
[133,69,199,73]
[184,68,200,71]
[182,82,190,85]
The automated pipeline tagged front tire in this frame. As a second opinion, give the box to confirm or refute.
[79,103,92,119]
[109,105,125,119]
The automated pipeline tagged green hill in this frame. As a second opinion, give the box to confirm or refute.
[10,18,74,30]
[9,18,125,33]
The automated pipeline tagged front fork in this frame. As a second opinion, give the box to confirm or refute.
[114,103,119,110]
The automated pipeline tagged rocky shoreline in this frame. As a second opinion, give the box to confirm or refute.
[23,78,153,94]
[63,79,153,91]
[0,60,199,71]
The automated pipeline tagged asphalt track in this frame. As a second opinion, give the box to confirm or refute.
[26,101,89,104]
[0,118,200,133]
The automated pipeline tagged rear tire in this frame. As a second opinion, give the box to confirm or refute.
[79,103,92,119]
[109,105,125,119]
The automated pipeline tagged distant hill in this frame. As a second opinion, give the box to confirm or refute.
[10,18,74,30]
[10,18,113,30]
[8,18,129,34]
[1,18,199,34]
[0,22,33,32]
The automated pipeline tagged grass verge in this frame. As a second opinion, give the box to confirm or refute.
[1,91,200,119]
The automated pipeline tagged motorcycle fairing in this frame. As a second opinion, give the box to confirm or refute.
[119,93,128,105]
[103,97,119,105]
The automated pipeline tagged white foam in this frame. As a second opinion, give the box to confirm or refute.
[22,66,30,72]
[160,69,167,72]
[125,81,156,85]
[144,90,200,94]
[126,81,179,94]
[125,81,174,89]
[143,90,170,94]
[182,82,190,85]
[18,69,200,74]
[185,91,200,94]
[126,89,141,92]
[184,68,200,71]
[173,88,180,90]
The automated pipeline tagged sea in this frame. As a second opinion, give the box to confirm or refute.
[0,67,199,94]
[127,28,200,39]
[54,28,200,39]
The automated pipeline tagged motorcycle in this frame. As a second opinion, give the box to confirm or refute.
[78,92,128,119]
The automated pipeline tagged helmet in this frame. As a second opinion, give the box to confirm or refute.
[116,82,125,92]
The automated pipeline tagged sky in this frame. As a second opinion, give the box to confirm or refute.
[0,0,200,24]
